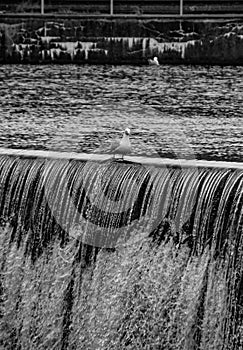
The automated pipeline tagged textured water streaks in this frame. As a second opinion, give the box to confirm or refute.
[12,35,197,61]
[0,153,242,251]
[0,154,242,349]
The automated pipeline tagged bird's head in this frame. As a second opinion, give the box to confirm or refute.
[154,57,159,63]
[124,128,131,135]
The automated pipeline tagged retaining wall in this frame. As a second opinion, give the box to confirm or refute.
[1,14,243,64]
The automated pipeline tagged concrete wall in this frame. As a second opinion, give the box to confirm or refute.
[1,14,243,65]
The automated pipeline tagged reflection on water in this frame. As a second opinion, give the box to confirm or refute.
[0,64,242,162]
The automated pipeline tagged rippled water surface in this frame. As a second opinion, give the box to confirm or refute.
[0,64,242,161]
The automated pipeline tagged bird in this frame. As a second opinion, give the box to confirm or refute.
[112,128,131,159]
[148,56,159,66]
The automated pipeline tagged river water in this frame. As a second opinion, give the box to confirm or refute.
[0,64,242,162]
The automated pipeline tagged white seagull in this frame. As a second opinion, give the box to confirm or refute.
[148,56,159,66]
[112,128,131,159]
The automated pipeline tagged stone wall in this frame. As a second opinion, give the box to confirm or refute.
[1,15,243,65]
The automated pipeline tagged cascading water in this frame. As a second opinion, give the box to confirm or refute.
[0,152,242,350]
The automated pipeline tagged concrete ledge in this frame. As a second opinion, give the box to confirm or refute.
[0,148,242,170]
[1,13,243,20]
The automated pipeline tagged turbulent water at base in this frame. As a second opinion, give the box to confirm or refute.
[0,64,242,162]
[0,154,242,349]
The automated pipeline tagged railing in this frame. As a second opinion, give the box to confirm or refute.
[40,0,184,15]
[1,0,243,16]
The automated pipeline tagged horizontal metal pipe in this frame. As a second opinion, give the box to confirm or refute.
[1,14,243,20]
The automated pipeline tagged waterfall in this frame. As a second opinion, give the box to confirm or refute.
[0,151,242,349]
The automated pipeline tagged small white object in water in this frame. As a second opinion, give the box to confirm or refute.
[112,128,131,159]
[148,56,159,65]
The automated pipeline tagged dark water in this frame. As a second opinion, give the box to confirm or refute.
[0,64,242,161]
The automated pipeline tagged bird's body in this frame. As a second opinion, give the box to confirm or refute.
[148,57,159,66]
[112,128,131,159]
